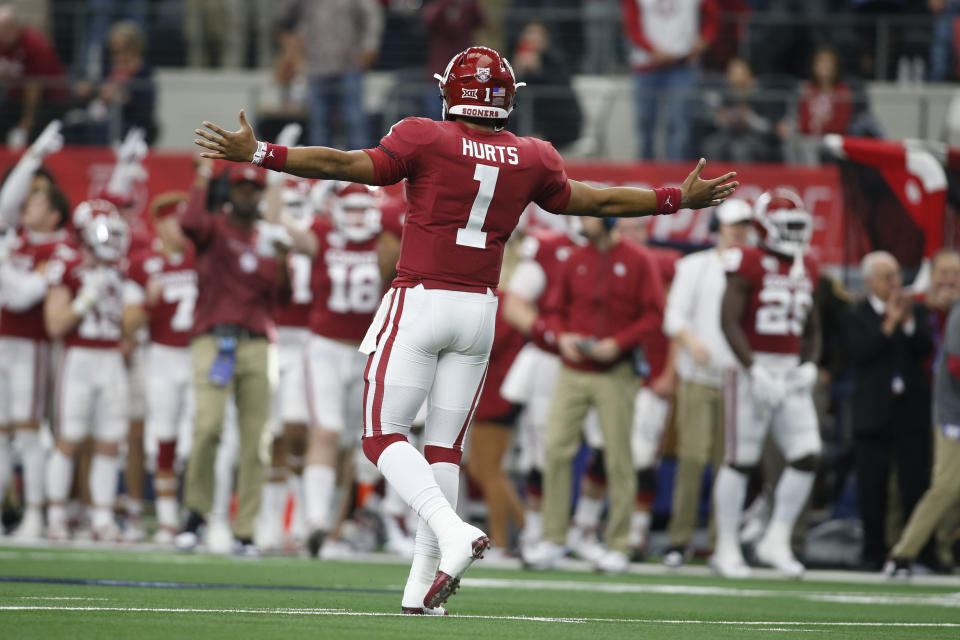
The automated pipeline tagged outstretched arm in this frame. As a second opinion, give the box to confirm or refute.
[194,110,376,183]
[562,158,738,217]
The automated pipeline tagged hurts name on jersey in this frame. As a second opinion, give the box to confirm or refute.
[461,138,519,166]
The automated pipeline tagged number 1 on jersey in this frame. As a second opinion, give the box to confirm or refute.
[456,163,499,249]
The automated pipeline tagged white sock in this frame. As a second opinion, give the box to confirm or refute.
[523,510,542,542]
[765,468,814,545]
[156,496,179,529]
[629,510,652,548]
[713,466,748,555]
[401,460,461,608]
[376,441,461,538]
[0,434,10,501]
[45,448,74,504]
[91,506,114,530]
[47,504,67,527]
[90,454,118,511]
[260,479,287,525]
[15,430,45,507]
[303,464,336,532]
[573,495,604,529]
[124,495,143,518]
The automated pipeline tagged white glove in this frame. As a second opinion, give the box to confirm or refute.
[116,127,148,164]
[786,361,818,395]
[749,362,786,408]
[6,126,27,150]
[255,222,292,257]
[71,269,104,317]
[27,120,63,159]
[267,123,303,186]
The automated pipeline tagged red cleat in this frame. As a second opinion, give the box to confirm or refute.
[424,533,490,609]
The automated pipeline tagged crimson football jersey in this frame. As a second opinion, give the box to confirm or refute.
[364,118,572,292]
[275,252,314,328]
[127,247,198,348]
[0,229,72,340]
[46,247,127,349]
[724,245,819,356]
[307,216,383,343]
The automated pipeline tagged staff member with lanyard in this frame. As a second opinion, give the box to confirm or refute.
[175,157,290,555]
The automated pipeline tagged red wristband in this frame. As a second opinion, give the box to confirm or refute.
[653,187,683,215]
[252,141,288,172]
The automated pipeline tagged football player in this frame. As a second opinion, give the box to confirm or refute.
[44,201,132,541]
[713,187,821,578]
[194,46,736,612]
[278,181,402,557]
[123,193,198,543]
[0,120,64,539]
[500,212,583,554]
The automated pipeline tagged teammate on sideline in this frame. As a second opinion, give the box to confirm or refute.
[713,188,821,579]
[194,46,737,612]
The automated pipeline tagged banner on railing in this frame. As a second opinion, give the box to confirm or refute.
[0,150,849,264]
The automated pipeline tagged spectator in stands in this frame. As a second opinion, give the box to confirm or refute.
[174,158,291,556]
[66,20,158,145]
[845,251,933,571]
[524,216,665,574]
[276,0,383,149]
[621,0,719,160]
[185,0,272,69]
[75,0,147,78]
[510,20,582,149]
[0,4,67,148]
[582,0,620,74]
[929,0,960,82]
[701,58,779,162]
[660,199,752,568]
[783,47,853,164]
[423,0,485,121]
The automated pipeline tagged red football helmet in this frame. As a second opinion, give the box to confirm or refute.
[74,199,130,262]
[754,187,812,256]
[434,46,525,129]
[329,182,381,243]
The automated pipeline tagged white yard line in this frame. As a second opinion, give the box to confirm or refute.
[17,597,112,601]
[0,605,959,628]
[462,577,960,607]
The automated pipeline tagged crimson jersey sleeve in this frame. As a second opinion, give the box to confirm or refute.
[363,118,440,186]
[723,245,764,285]
[531,139,572,213]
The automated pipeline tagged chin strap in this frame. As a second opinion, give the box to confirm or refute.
[790,248,806,279]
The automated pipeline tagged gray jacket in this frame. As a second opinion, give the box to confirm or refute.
[277,0,383,77]
[935,300,960,428]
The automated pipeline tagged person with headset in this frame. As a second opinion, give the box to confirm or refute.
[660,199,753,568]
[523,214,666,573]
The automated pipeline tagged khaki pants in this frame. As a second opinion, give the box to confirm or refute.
[891,427,960,560]
[542,361,637,554]
[667,379,726,548]
[184,335,272,539]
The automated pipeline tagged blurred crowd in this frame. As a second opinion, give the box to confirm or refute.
[0,2,958,157]
[1,116,959,579]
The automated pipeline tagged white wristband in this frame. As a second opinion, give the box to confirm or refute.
[251,140,267,166]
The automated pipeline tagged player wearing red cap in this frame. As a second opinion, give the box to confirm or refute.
[195,46,737,611]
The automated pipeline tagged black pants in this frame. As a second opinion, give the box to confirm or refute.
[854,416,932,567]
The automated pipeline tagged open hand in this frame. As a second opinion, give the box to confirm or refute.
[194,110,258,163]
[680,158,738,210]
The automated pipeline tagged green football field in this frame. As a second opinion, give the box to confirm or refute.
[1,544,959,639]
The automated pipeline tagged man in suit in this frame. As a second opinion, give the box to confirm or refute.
[845,251,933,571]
